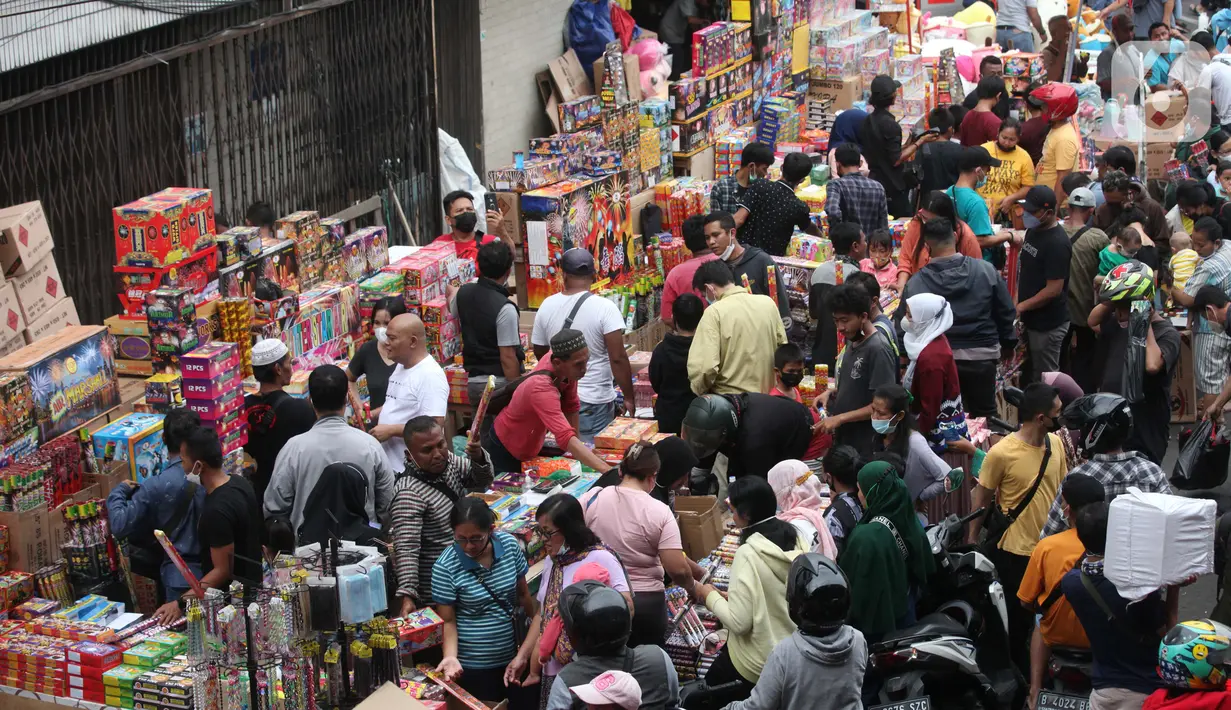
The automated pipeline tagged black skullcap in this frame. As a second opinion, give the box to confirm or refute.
[550,328,587,357]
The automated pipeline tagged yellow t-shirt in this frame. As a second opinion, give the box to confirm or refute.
[1035,122,1080,194]
[978,432,1068,557]
[1017,528,1090,648]
[979,141,1037,216]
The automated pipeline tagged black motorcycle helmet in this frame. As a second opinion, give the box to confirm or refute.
[1063,393,1134,455]
[681,394,739,459]
[560,580,630,656]
[787,553,850,635]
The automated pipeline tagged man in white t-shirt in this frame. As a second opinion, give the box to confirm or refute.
[369,313,450,473]
[531,249,636,443]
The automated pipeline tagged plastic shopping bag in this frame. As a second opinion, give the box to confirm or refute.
[1122,301,1150,404]
[1172,419,1231,491]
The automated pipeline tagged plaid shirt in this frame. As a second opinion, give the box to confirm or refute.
[1040,450,1171,538]
[711,175,746,215]
[825,173,889,237]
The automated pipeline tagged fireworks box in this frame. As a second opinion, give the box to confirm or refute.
[179,341,238,379]
[558,94,602,133]
[114,244,219,319]
[0,326,121,445]
[319,218,346,258]
[0,201,54,279]
[180,368,239,401]
[113,188,214,268]
[350,226,390,275]
[143,288,194,325]
[0,372,34,445]
[487,157,569,193]
[92,413,167,483]
[257,239,300,293]
[343,233,367,282]
[593,417,659,450]
[276,210,321,261]
[217,258,258,300]
[184,386,242,422]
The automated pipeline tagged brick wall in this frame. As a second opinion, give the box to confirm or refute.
[479,0,574,173]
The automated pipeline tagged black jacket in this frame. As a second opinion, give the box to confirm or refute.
[898,254,1016,352]
[649,333,696,434]
[725,393,813,479]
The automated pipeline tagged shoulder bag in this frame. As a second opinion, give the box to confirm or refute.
[981,435,1051,554]
[466,561,530,648]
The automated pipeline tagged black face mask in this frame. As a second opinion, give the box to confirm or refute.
[1045,415,1063,432]
[453,212,478,233]
[779,372,804,388]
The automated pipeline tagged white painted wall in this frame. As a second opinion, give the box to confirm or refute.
[479,0,574,173]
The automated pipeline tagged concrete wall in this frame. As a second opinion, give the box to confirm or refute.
[479,0,573,173]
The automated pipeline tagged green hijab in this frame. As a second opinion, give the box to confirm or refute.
[838,461,935,635]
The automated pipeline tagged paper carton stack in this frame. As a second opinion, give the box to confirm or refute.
[112,188,220,322]
[0,201,79,346]
[180,342,247,462]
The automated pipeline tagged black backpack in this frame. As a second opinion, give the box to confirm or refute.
[485,370,556,419]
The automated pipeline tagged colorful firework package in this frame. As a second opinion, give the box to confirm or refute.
[92,413,167,483]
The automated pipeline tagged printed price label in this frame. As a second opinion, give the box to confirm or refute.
[1037,691,1091,710]
[870,698,932,710]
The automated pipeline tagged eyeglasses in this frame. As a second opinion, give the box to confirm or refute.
[454,534,489,546]
[534,526,562,539]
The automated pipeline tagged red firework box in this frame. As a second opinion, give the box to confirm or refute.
[180,368,240,400]
[178,341,238,379]
[26,617,117,644]
[384,254,440,289]
[184,386,241,421]
[212,405,244,438]
[65,641,122,668]
[421,298,448,327]
[113,244,218,319]
[113,188,215,268]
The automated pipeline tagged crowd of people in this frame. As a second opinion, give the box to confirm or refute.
[100,48,1231,707]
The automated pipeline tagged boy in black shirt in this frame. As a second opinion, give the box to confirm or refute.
[1016,185,1072,382]
[185,426,264,590]
[243,338,315,501]
[819,283,899,456]
[649,293,704,434]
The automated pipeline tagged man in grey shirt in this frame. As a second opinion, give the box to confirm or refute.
[264,365,394,535]
[452,240,525,406]
[995,0,1046,51]
[659,0,710,78]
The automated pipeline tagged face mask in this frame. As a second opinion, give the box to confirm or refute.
[848,326,866,343]
[1045,415,1063,432]
[1022,211,1042,229]
[872,256,891,269]
[975,173,988,189]
[453,211,478,233]
[187,462,203,484]
[871,416,899,434]
[719,238,737,261]
[1211,308,1227,334]
[779,372,804,388]
[374,326,388,343]
[901,314,917,334]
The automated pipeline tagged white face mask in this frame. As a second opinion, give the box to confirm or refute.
[901,314,917,334]
[719,238,737,261]
[186,462,202,485]
[375,326,388,343]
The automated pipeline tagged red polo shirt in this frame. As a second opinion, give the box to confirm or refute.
[493,355,580,460]
[432,231,499,262]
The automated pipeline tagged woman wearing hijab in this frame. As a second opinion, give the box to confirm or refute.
[902,293,973,455]
[296,463,382,547]
[838,461,935,639]
[767,460,839,558]
[1041,371,1085,468]
[827,109,870,177]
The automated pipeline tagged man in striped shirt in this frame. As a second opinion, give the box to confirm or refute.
[390,416,494,615]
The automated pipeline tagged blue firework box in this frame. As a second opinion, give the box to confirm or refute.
[93,412,167,483]
[0,325,122,445]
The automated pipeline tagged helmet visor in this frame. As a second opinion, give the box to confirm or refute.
[681,422,724,459]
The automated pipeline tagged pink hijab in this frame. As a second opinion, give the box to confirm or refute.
[768,460,839,559]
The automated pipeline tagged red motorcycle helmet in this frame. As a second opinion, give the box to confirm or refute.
[1029,82,1079,122]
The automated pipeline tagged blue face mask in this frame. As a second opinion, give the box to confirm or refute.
[976,174,988,189]
[1022,210,1042,229]
[871,417,899,434]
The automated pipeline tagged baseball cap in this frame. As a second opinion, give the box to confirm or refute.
[1022,185,1058,212]
[1067,187,1097,209]
[959,145,1002,172]
[869,74,901,99]
[569,671,642,710]
[561,248,595,276]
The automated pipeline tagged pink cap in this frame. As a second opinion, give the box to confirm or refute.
[569,671,641,709]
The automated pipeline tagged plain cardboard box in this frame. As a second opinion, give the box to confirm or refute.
[546,49,594,104]
[809,75,864,111]
[491,192,523,246]
[0,281,24,342]
[1173,329,1196,423]
[11,251,64,324]
[676,495,723,559]
[0,331,23,358]
[0,485,99,573]
[672,145,716,180]
[0,200,53,278]
[23,296,79,343]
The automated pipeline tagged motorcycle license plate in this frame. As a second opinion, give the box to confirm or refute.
[870,698,932,710]
[1037,691,1091,710]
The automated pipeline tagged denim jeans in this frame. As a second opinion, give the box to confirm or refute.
[997,28,1035,52]
[577,400,617,443]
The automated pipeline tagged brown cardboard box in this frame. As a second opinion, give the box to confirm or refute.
[492,192,523,246]
[809,75,864,111]
[546,49,594,104]
[676,495,723,559]
[672,145,716,180]
[84,459,131,500]
[1093,138,1173,180]
[0,331,23,358]
[0,281,23,342]
[0,200,54,278]
[1172,328,1196,423]
[11,251,64,324]
[0,484,99,572]
[23,296,79,343]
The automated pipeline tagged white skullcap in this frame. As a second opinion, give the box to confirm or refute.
[252,338,290,367]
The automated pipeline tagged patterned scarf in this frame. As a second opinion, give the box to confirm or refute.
[540,544,607,666]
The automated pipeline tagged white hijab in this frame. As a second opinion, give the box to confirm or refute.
[902,293,953,389]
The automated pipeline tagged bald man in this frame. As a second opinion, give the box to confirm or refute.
[370,313,450,474]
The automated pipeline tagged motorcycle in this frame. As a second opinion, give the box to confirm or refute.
[1046,645,1093,696]
[867,507,1024,709]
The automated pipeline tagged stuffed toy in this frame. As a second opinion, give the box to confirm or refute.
[628,38,671,100]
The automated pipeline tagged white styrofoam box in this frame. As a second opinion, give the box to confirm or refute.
[23,296,79,343]
[11,251,64,324]
[1105,487,1215,601]
[0,281,24,342]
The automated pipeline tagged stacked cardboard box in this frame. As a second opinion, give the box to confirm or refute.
[0,201,79,346]
[180,342,247,458]
[214,225,262,300]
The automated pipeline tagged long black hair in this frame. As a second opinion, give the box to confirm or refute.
[537,494,601,553]
[729,477,798,552]
[372,295,407,328]
[874,384,918,464]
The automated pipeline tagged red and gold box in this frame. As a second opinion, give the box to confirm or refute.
[113,188,215,268]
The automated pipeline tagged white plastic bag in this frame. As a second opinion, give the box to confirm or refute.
[1104,487,1215,601]
[438,128,488,233]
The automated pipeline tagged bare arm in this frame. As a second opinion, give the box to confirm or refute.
[1145,319,1164,374]
[199,544,235,591]
[500,347,522,382]
[566,436,614,473]
[1088,301,1112,331]
[1172,286,1196,307]
[438,604,459,660]
[605,331,636,413]
[370,423,402,442]
[733,207,750,227]
[1027,5,1046,38]
[1163,0,1175,26]
[967,484,995,544]
[1017,279,1065,313]
[660,549,697,599]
